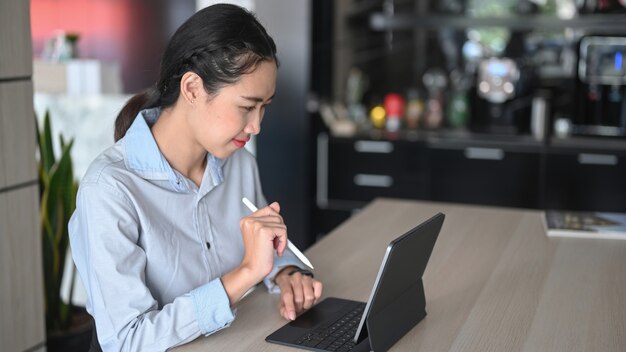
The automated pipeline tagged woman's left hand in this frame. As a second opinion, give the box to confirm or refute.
[274,266,323,321]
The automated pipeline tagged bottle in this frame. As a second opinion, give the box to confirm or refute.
[405,88,424,129]
[422,68,448,129]
[447,93,469,129]
[530,93,549,141]
[447,70,471,129]
[384,93,405,132]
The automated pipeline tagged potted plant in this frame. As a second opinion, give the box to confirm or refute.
[37,111,93,351]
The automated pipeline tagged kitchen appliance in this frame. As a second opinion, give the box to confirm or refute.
[576,36,626,136]
[473,57,524,133]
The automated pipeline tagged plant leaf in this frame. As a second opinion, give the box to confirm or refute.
[37,113,79,331]
[40,110,56,173]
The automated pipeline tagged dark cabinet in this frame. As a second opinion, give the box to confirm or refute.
[315,133,626,236]
[320,135,429,203]
[545,143,626,212]
[429,142,542,208]
[316,133,430,235]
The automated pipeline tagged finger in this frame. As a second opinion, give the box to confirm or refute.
[279,306,288,321]
[313,280,323,304]
[274,231,288,255]
[250,211,282,222]
[253,214,285,225]
[256,222,287,255]
[246,203,281,219]
[253,222,286,239]
[280,286,296,321]
[269,201,280,213]
[290,275,305,312]
[240,218,286,240]
[301,277,316,310]
[260,223,286,235]
[261,202,280,217]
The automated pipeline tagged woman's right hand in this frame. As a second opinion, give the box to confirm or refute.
[222,202,288,305]
[239,201,288,280]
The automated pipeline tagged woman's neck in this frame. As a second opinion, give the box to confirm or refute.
[151,106,207,187]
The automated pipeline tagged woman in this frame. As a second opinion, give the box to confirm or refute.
[69,4,322,351]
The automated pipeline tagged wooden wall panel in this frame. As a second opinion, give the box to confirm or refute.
[0,187,45,351]
[0,0,32,79]
[0,0,45,351]
[0,81,37,190]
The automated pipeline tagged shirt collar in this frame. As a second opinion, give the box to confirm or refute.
[123,107,224,192]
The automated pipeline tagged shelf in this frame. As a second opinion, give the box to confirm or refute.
[329,128,546,150]
[327,128,626,152]
[370,13,626,32]
[427,132,545,151]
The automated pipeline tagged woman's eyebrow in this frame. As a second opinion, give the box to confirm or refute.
[241,94,275,103]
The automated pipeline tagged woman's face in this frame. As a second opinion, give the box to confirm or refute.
[191,60,277,159]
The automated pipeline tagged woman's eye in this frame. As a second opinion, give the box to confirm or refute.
[242,106,255,112]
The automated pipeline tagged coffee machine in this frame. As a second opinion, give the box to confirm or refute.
[576,36,626,136]
[472,57,533,134]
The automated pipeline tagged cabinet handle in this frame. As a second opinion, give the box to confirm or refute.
[577,153,618,166]
[354,140,394,153]
[354,174,393,188]
[464,147,504,160]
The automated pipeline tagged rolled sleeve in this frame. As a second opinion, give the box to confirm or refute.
[191,279,236,335]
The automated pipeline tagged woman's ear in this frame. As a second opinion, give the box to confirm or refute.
[180,71,203,106]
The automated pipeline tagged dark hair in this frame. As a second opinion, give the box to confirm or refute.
[114,4,278,141]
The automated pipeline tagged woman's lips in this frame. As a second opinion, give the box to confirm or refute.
[232,137,250,148]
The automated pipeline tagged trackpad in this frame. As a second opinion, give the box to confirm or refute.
[289,297,356,329]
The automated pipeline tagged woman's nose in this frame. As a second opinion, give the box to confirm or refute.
[245,112,262,135]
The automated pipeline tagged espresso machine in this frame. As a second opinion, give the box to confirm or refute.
[576,36,626,136]
[472,57,526,134]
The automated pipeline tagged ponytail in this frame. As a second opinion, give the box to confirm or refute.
[114,88,160,142]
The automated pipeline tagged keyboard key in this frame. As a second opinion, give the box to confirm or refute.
[295,302,366,351]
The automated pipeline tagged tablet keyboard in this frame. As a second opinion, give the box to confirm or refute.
[294,302,366,351]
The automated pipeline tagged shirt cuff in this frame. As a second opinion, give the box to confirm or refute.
[190,279,236,336]
[263,249,305,294]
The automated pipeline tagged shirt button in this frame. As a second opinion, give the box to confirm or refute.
[206,242,211,250]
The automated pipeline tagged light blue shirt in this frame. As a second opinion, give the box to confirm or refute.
[69,108,302,351]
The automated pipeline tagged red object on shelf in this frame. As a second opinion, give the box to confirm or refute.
[384,93,405,118]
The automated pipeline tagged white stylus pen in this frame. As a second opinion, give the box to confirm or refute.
[242,197,314,269]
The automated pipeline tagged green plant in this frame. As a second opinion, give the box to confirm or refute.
[37,111,79,332]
